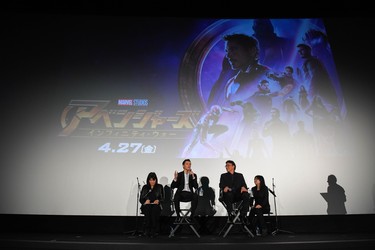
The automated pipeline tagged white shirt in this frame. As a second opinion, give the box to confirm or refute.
[183,172,190,192]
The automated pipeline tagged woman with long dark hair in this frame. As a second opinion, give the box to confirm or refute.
[139,172,164,237]
[249,175,270,236]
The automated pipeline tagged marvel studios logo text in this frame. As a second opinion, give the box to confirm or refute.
[118,99,149,106]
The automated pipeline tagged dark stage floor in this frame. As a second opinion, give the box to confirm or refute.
[1,231,375,250]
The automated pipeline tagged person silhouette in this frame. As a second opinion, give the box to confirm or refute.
[208,33,270,107]
[209,34,270,157]
[158,176,174,235]
[251,19,293,69]
[250,79,273,124]
[298,85,310,110]
[282,96,300,125]
[181,105,224,158]
[247,129,268,159]
[302,29,337,84]
[182,105,226,157]
[296,43,338,110]
[305,95,336,155]
[159,176,173,217]
[326,174,347,215]
[196,176,216,216]
[262,108,291,158]
[195,176,216,234]
[292,120,315,158]
[266,66,298,99]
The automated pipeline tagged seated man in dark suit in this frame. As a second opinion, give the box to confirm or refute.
[219,160,250,223]
[171,159,198,219]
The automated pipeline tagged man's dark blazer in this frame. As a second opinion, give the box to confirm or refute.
[171,171,198,193]
[219,172,248,194]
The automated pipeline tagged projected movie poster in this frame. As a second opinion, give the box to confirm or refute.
[59,18,346,160]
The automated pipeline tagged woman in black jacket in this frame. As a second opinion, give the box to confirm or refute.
[139,172,164,237]
[249,175,270,236]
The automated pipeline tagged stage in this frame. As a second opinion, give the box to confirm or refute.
[1,214,375,250]
[1,231,375,250]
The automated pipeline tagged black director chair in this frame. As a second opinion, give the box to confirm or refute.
[218,190,254,238]
[169,192,200,238]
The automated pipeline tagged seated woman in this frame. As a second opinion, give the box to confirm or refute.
[249,175,270,236]
[139,172,164,237]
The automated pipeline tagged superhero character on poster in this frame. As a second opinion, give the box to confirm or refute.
[178,18,346,158]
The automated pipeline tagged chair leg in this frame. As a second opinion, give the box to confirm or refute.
[169,208,200,238]
[169,224,180,237]
[243,224,255,238]
[220,206,254,238]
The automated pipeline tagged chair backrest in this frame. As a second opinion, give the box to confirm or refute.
[218,188,225,204]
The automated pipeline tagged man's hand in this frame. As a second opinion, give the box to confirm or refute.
[189,169,195,179]
[223,186,230,193]
[153,200,159,205]
[241,186,248,193]
[144,199,151,205]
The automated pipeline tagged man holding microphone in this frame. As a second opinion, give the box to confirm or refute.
[171,159,199,219]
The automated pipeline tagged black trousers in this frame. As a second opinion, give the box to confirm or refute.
[173,190,198,216]
[248,207,269,230]
[221,191,250,216]
[141,204,161,232]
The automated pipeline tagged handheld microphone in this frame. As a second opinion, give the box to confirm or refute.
[143,189,152,199]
